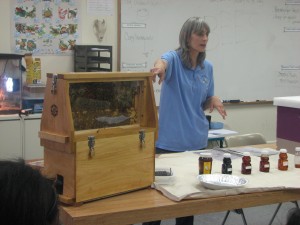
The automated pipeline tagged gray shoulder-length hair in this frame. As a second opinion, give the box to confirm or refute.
[176,17,210,69]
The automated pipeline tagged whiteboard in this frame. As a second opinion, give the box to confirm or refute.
[119,0,300,105]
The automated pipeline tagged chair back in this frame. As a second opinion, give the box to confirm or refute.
[225,133,267,147]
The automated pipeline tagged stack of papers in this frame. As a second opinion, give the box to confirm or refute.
[232,147,279,156]
[208,129,238,138]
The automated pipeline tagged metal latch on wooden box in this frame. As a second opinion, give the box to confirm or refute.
[88,136,95,158]
[139,129,145,148]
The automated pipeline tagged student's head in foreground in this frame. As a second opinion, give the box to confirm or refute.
[286,207,300,225]
[0,159,59,225]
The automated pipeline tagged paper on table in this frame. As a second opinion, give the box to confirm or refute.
[232,147,279,156]
[208,129,238,138]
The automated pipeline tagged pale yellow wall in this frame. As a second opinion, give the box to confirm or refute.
[209,104,276,143]
[0,0,277,142]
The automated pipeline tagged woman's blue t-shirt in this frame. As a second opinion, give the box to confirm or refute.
[156,50,214,151]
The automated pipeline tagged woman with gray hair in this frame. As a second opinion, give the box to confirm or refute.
[143,17,226,225]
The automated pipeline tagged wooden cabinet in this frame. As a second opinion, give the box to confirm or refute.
[39,72,158,204]
[74,45,112,72]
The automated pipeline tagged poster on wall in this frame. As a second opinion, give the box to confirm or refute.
[11,0,81,55]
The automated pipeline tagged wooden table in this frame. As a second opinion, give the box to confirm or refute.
[59,144,300,225]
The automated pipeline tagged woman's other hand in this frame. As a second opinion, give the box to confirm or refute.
[206,96,227,119]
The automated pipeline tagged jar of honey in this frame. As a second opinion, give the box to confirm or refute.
[241,152,252,174]
[222,153,232,174]
[259,150,270,172]
[278,148,288,171]
[199,152,213,174]
[295,147,300,168]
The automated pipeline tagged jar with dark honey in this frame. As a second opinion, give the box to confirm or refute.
[259,150,270,172]
[241,152,252,174]
[222,153,232,174]
[199,152,213,174]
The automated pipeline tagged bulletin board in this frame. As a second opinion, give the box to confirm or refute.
[11,0,81,55]
[118,0,300,105]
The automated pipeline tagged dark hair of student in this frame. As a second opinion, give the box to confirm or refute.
[0,159,58,225]
[177,17,210,69]
[286,207,300,225]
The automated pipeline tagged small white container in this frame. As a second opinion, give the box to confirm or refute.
[295,147,300,168]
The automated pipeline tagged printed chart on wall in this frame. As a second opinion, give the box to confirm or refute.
[11,0,81,55]
[119,0,300,105]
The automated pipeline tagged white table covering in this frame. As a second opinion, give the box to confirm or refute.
[153,150,300,201]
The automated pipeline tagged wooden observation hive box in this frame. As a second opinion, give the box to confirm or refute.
[39,72,158,204]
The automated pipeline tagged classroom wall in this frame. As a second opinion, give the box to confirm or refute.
[120,0,300,102]
[0,0,277,143]
[209,103,276,143]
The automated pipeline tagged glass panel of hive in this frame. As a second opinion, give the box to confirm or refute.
[70,81,141,130]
